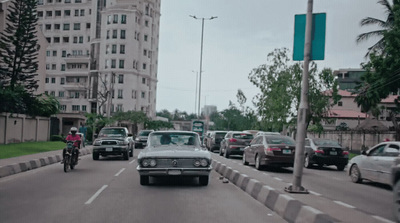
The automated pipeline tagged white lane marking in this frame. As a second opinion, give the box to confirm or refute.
[129,159,136,164]
[333,201,355,209]
[115,168,126,176]
[309,191,322,196]
[274,177,282,181]
[372,215,395,223]
[85,185,108,205]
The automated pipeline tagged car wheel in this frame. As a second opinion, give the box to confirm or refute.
[350,164,362,183]
[199,176,209,186]
[393,180,400,222]
[123,151,129,160]
[129,148,133,157]
[140,176,149,185]
[224,149,230,158]
[304,154,312,168]
[255,154,262,170]
[242,153,249,165]
[92,152,99,160]
[336,165,345,171]
[219,148,223,156]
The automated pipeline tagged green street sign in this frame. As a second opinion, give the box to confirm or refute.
[293,13,326,61]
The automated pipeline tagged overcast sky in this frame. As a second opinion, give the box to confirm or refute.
[156,0,385,114]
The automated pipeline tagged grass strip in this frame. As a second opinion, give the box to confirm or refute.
[0,141,65,159]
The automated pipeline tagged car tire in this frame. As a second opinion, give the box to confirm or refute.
[224,149,230,159]
[123,151,129,160]
[129,148,133,157]
[304,154,312,168]
[92,152,99,160]
[242,153,249,165]
[393,180,400,222]
[219,148,223,156]
[199,176,209,186]
[255,154,262,170]
[336,165,345,171]
[350,164,362,183]
[140,176,149,185]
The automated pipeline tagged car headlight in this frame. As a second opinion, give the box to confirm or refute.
[142,159,150,167]
[135,137,140,141]
[93,140,101,146]
[193,160,201,167]
[142,159,156,167]
[200,159,209,167]
[150,159,157,167]
[117,140,127,145]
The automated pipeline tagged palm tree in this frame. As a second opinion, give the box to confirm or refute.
[356,0,399,57]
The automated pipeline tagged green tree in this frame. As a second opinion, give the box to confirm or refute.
[249,48,339,132]
[145,120,174,130]
[356,0,399,57]
[0,0,40,91]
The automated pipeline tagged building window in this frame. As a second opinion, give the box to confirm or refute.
[72,105,80,111]
[118,89,123,99]
[73,23,80,30]
[63,23,70,30]
[111,44,117,54]
[80,9,85,16]
[38,0,43,5]
[45,78,49,83]
[86,23,91,29]
[121,15,126,24]
[143,49,147,56]
[62,50,67,57]
[38,11,43,17]
[64,10,70,16]
[338,101,343,107]
[142,78,146,84]
[51,77,56,83]
[58,91,64,97]
[52,64,56,70]
[145,20,149,27]
[52,50,57,56]
[75,92,80,98]
[74,9,79,16]
[73,36,78,43]
[61,64,65,71]
[82,105,87,111]
[112,30,117,39]
[116,104,123,112]
[132,90,137,99]
[120,45,125,54]
[54,24,60,30]
[120,30,126,39]
[142,63,146,70]
[113,14,118,23]
[45,24,51,30]
[141,92,145,99]
[79,36,83,43]
[65,0,71,3]
[63,36,69,43]
[119,60,124,68]
[118,74,124,84]
[55,10,61,16]
[46,11,52,17]
[46,51,50,57]
[144,35,148,42]
[60,105,66,111]
[60,78,65,84]
[106,30,110,39]
[111,59,116,68]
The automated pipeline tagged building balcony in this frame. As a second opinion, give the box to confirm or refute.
[64,55,90,64]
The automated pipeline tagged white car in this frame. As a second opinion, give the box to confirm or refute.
[348,141,400,186]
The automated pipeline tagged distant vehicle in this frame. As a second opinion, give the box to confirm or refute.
[243,130,259,136]
[348,141,400,185]
[255,131,280,137]
[136,131,212,186]
[203,131,213,148]
[219,131,253,158]
[304,138,349,171]
[207,131,228,152]
[135,130,154,148]
[242,135,296,170]
[92,127,134,160]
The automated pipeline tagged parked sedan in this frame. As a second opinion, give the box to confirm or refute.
[304,138,349,171]
[136,131,212,186]
[219,131,253,158]
[348,141,400,186]
[242,135,296,170]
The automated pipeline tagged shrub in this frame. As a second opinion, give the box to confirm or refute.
[50,135,64,142]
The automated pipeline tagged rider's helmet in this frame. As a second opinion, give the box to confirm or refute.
[70,127,78,135]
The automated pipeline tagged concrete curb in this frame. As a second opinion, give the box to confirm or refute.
[0,148,92,178]
[212,160,340,223]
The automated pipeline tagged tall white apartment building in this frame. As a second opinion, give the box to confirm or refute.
[37,0,160,133]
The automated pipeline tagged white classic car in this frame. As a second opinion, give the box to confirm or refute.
[137,131,212,186]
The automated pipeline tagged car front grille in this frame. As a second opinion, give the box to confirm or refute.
[154,158,205,168]
[101,141,117,145]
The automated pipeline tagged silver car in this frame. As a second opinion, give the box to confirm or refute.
[348,141,400,186]
[136,131,212,186]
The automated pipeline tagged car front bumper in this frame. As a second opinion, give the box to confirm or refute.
[311,155,348,166]
[260,155,294,167]
[93,146,129,155]
[137,166,212,176]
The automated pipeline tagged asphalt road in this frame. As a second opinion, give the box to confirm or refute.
[0,154,286,223]
[212,153,395,222]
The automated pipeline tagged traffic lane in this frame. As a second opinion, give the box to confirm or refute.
[212,154,394,221]
[0,155,136,223]
[74,170,287,223]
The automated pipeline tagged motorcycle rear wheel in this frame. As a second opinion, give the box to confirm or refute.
[64,155,70,173]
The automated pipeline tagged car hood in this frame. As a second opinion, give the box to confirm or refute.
[138,145,211,159]
[97,137,127,141]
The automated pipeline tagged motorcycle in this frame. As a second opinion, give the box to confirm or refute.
[64,140,80,173]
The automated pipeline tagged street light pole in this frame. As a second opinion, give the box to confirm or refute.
[192,70,198,115]
[190,15,217,118]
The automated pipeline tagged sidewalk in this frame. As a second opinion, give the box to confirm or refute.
[0,146,93,178]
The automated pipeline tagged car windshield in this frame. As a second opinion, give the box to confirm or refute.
[139,131,152,136]
[233,133,253,139]
[313,139,341,147]
[266,136,295,145]
[148,132,200,147]
[99,128,126,137]
[215,132,227,139]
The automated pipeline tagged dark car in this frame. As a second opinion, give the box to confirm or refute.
[242,135,296,170]
[135,130,154,148]
[92,127,134,160]
[219,131,253,158]
[305,138,349,171]
[207,131,228,152]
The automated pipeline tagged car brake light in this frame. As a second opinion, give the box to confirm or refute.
[315,150,324,154]
[264,147,281,155]
[342,151,349,155]
[229,138,237,142]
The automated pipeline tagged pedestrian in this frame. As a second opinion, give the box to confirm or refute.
[79,122,88,147]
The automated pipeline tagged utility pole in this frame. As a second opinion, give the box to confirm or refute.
[285,0,313,194]
[106,72,115,119]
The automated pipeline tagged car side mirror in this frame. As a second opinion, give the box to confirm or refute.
[361,150,367,155]
[128,133,133,137]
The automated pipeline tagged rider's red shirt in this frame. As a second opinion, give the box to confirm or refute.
[66,134,81,148]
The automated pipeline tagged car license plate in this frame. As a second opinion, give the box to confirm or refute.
[282,149,291,154]
[330,151,337,155]
[168,170,182,175]
[106,148,113,152]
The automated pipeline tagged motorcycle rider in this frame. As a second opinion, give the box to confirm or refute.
[61,127,81,164]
